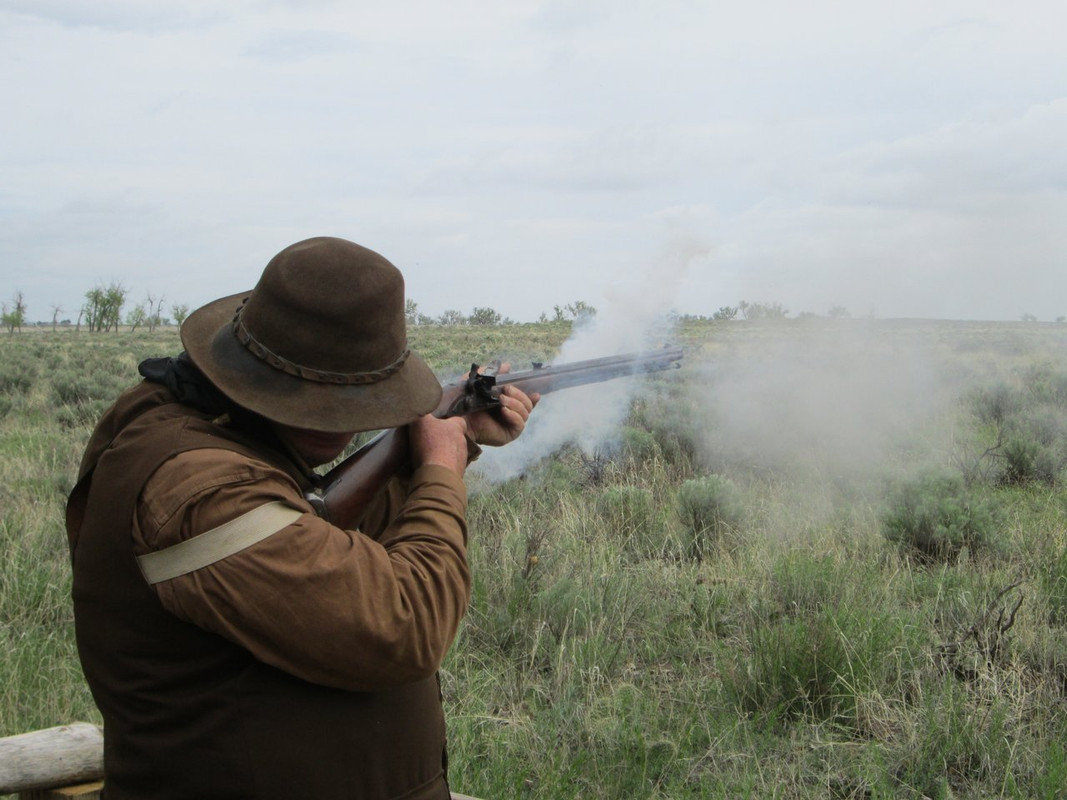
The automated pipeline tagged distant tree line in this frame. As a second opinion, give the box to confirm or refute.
[678,301,794,322]
[2,285,191,333]
[78,283,190,333]
[3,286,601,333]
[6,285,1067,333]
[405,299,598,327]
[684,303,1067,324]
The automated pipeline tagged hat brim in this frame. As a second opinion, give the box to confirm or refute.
[180,292,443,433]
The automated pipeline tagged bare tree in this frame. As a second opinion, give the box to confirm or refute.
[146,292,166,332]
[2,291,26,334]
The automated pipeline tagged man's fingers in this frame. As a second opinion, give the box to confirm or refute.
[502,400,528,425]
[499,384,537,416]
[409,414,470,475]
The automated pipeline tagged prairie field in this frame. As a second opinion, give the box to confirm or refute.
[2,319,1067,799]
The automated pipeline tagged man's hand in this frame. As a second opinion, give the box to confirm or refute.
[408,414,470,476]
[465,363,539,447]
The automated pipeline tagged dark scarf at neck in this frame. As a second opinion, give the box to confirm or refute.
[138,352,316,482]
[138,352,233,417]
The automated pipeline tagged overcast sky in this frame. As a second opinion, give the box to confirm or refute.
[2,0,1065,324]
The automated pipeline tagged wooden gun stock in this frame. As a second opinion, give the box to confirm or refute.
[306,347,684,528]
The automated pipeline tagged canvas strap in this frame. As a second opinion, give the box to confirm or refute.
[137,501,303,585]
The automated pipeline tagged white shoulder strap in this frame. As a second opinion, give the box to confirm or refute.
[137,501,303,585]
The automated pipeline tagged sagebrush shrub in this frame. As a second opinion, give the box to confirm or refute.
[1022,363,1067,405]
[49,370,130,430]
[969,367,1067,487]
[971,383,1018,427]
[618,425,659,464]
[675,475,744,559]
[1000,435,1058,486]
[881,471,1000,562]
[0,357,37,395]
[51,371,127,407]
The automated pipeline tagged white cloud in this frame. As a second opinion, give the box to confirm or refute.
[2,1,1066,322]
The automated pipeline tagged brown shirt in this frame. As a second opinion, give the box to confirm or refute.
[70,382,460,798]
[132,448,470,691]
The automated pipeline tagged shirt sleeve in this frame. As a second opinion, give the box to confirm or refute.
[133,447,470,692]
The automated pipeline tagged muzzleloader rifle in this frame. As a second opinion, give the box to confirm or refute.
[305,347,684,528]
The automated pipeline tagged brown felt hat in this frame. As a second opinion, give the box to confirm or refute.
[180,236,442,433]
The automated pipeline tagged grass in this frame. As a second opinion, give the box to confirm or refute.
[2,320,1067,798]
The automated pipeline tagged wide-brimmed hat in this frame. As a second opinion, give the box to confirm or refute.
[180,236,442,433]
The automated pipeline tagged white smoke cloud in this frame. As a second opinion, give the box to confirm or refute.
[471,242,703,482]
[685,321,957,485]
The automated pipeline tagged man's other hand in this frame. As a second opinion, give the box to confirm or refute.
[465,363,539,447]
[408,415,470,476]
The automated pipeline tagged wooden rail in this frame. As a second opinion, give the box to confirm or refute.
[0,725,481,799]
[0,724,102,798]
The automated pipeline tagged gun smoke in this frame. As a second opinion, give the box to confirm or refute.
[471,246,692,484]
[474,311,971,510]
[688,322,954,485]
[472,231,979,510]
[471,314,680,484]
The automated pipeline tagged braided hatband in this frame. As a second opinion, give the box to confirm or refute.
[231,303,409,385]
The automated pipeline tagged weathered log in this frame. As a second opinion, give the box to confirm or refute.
[19,780,104,800]
[0,723,483,799]
[0,724,103,793]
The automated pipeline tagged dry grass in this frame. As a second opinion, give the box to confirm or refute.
[3,320,1067,798]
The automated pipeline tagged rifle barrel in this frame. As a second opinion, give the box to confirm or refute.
[493,347,684,397]
[313,346,684,527]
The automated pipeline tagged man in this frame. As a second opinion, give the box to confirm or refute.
[66,236,537,799]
